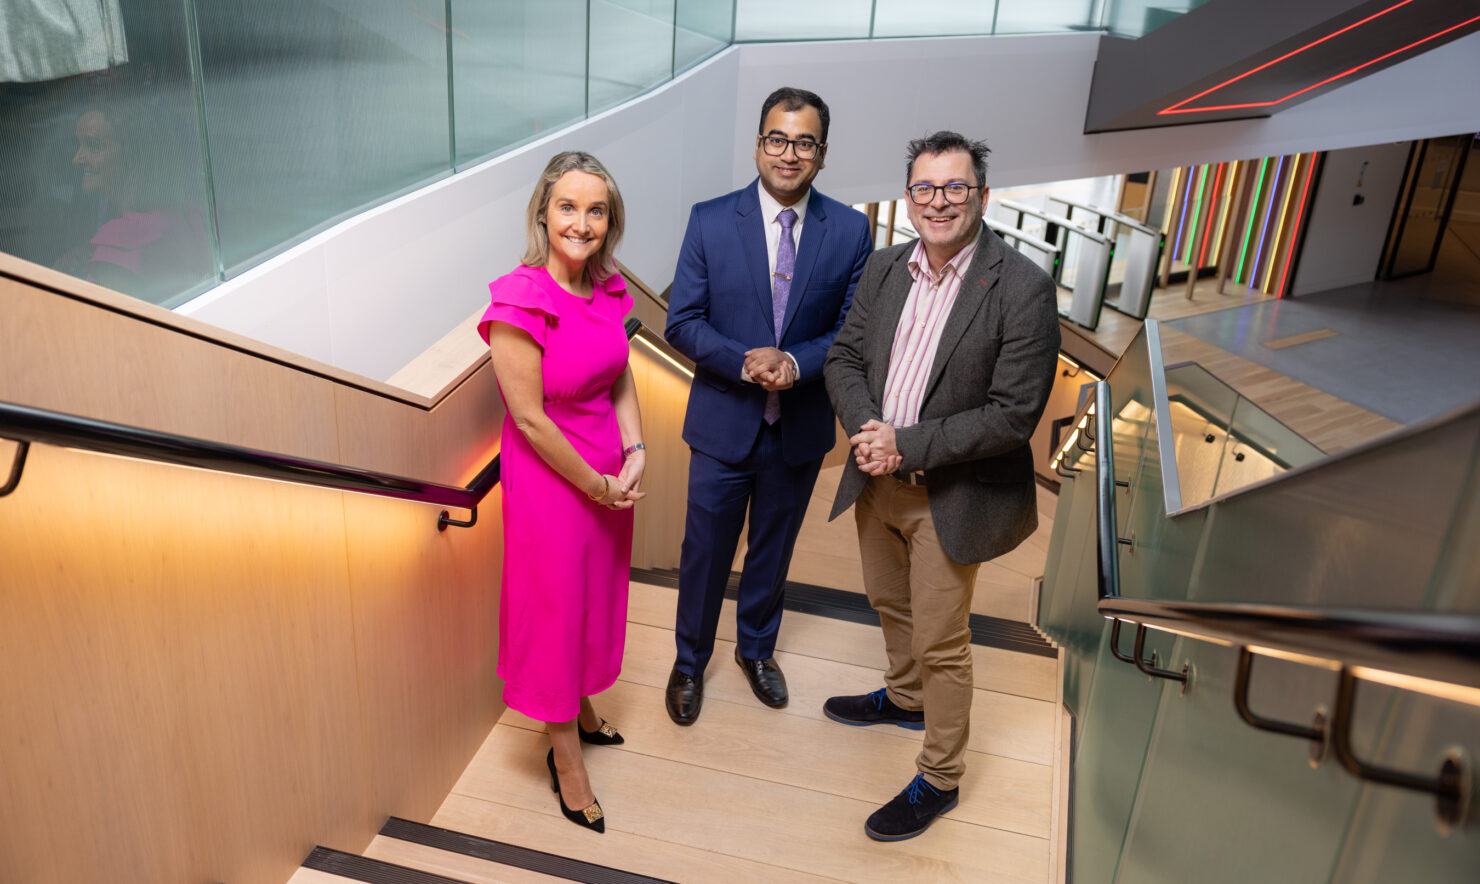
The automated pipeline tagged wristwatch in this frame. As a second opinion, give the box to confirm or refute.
[623,442,646,458]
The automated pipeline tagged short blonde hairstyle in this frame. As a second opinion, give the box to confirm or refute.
[521,151,625,284]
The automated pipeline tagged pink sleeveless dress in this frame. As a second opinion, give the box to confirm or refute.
[478,264,634,722]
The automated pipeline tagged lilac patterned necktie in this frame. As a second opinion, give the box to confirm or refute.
[765,208,797,425]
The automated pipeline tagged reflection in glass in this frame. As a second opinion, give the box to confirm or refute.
[0,1,214,306]
[452,0,588,168]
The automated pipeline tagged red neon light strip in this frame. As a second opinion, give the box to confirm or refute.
[1278,152,1319,298]
[1159,0,1413,115]
[1166,13,1480,113]
[1197,163,1226,267]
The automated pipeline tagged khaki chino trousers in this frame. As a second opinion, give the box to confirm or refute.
[854,475,981,791]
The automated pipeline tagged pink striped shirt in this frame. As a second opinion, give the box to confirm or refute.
[881,231,982,428]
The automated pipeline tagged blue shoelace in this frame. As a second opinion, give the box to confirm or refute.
[867,687,889,710]
[906,774,941,806]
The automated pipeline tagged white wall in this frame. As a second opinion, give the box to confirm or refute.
[1291,143,1412,296]
[181,30,1480,380]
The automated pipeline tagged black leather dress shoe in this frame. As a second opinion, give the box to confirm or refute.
[665,667,702,725]
[734,647,788,707]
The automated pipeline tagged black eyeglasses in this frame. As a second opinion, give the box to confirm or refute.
[906,183,980,205]
[760,135,823,159]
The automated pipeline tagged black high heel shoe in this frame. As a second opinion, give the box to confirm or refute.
[578,719,625,746]
[546,748,605,833]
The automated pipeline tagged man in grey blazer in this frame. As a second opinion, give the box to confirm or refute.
[822,131,1060,841]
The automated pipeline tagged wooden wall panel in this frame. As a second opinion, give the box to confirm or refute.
[0,447,366,883]
[628,346,693,571]
[0,275,342,464]
[0,267,506,883]
[341,488,505,824]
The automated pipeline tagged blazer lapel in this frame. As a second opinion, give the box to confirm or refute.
[923,227,1003,402]
[734,183,776,336]
[779,191,826,343]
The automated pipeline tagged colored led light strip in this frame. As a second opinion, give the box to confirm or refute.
[1235,157,1269,285]
[1277,152,1319,298]
[1198,163,1227,268]
[1162,166,1183,237]
[1264,154,1304,292]
[1162,6,1480,115]
[1174,165,1196,257]
[1184,164,1207,262]
[1210,160,1239,266]
[1250,155,1285,286]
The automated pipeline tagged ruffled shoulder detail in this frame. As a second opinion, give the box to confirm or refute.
[599,270,632,316]
[478,265,563,347]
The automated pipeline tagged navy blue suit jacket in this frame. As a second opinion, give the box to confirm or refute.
[666,181,873,466]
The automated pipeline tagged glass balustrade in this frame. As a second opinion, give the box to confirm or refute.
[1038,317,1480,883]
[1,0,1119,309]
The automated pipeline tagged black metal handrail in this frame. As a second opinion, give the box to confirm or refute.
[1099,598,1480,695]
[0,318,682,530]
[0,400,499,529]
[1065,377,1477,828]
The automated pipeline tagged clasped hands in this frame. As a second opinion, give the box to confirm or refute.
[851,418,901,476]
[594,450,647,510]
[743,346,796,391]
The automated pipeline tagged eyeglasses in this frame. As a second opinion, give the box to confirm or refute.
[760,135,823,159]
[906,183,980,205]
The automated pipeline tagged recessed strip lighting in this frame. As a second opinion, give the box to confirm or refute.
[1250,155,1285,287]
[1198,162,1227,268]
[1157,0,1417,115]
[1210,160,1240,266]
[1264,153,1303,293]
[1235,157,1270,285]
[1278,152,1320,298]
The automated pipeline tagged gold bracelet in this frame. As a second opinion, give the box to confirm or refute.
[587,475,609,501]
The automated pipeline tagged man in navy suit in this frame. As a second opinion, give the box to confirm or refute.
[663,87,873,724]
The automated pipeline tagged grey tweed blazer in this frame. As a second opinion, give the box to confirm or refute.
[823,226,1060,564]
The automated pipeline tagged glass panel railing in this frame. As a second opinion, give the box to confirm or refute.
[196,1,454,276]
[675,0,733,70]
[452,1,589,168]
[589,0,677,115]
[1101,0,1210,39]
[10,0,1130,311]
[994,0,1100,35]
[871,0,998,38]
[1163,361,1325,504]
[1041,318,1480,883]
[733,0,872,41]
[0,1,215,307]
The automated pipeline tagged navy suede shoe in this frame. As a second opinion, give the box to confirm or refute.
[823,687,925,730]
[865,773,959,841]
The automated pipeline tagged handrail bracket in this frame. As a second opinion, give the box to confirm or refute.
[438,506,478,531]
[1110,618,1192,693]
[0,438,28,498]
[1331,667,1471,831]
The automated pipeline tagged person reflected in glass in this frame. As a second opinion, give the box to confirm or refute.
[477,151,645,834]
[61,96,208,302]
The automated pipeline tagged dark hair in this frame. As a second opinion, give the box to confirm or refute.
[906,131,991,188]
[758,87,830,144]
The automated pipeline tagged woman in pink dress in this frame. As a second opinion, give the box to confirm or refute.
[479,152,646,833]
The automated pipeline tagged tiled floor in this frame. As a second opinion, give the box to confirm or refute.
[1163,221,1480,425]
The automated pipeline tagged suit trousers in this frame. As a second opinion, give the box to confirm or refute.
[674,421,824,677]
[854,475,981,791]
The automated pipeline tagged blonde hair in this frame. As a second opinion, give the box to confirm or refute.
[521,151,625,284]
